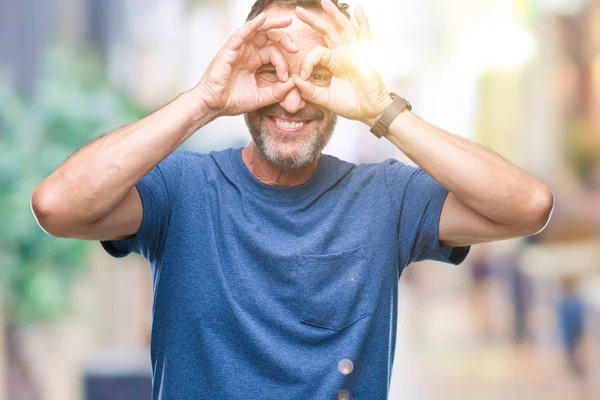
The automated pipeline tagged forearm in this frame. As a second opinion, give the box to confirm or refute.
[32,89,217,225]
[384,111,554,228]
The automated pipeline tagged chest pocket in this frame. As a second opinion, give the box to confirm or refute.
[297,247,371,331]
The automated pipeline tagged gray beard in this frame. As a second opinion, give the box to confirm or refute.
[244,115,337,170]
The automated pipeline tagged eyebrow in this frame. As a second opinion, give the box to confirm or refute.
[312,66,332,74]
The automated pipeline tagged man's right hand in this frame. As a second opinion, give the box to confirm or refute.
[193,12,297,117]
[31,13,299,242]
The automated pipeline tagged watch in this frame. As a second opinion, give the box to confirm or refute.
[370,93,412,138]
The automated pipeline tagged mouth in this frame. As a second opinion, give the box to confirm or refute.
[267,116,313,133]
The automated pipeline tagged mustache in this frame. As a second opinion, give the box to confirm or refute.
[257,104,325,121]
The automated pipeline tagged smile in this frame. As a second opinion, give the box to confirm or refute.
[268,117,311,133]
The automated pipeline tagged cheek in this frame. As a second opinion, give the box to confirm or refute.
[320,111,334,125]
[246,112,262,128]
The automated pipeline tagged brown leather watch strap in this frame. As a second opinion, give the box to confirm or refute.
[370,93,412,138]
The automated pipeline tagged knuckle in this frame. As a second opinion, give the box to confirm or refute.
[272,86,280,101]
[217,48,235,64]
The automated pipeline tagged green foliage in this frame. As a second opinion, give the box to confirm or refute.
[0,46,146,324]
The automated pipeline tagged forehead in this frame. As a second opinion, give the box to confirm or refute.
[263,5,327,56]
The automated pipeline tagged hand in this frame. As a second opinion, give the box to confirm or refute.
[193,13,297,117]
[292,1,392,125]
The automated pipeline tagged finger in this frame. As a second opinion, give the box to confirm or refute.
[252,33,269,48]
[248,17,295,49]
[299,45,333,80]
[354,5,372,41]
[295,6,341,46]
[258,45,290,82]
[292,76,329,107]
[258,79,296,106]
[228,15,292,51]
[320,0,357,40]
[227,13,267,51]
[256,17,293,33]
[264,29,298,53]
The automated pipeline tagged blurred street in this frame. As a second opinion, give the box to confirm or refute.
[390,263,589,400]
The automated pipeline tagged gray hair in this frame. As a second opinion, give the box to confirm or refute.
[246,0,351,21]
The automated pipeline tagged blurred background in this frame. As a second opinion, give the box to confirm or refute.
[1,0,599,399]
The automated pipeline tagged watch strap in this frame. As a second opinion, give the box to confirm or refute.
[370,93,412,138]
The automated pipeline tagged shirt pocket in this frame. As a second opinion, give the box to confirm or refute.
[297,246,372,331]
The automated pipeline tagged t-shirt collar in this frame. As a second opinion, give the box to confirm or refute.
[227,147,333,203]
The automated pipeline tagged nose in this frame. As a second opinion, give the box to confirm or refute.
[278,86,306,115]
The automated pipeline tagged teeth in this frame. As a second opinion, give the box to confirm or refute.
[275,118,305,130]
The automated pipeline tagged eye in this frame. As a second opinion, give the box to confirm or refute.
[255,69,278,83]
[310,72,332,87]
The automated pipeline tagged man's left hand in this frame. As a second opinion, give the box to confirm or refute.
[292,0,391,126]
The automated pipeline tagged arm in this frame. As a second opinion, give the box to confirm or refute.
[31,92,216,240]
[292,0,553,248]
[31,12,297,240]
[383,111,554,247]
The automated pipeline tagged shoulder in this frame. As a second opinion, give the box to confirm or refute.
[174,148,237,169]
[322,154,405,192]
[378,158,421,186]
[325,154,413,180]
[175,148,240,185]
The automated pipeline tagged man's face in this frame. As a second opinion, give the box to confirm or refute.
[245,6,337,169]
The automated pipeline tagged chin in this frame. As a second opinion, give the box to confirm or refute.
[245,112,337,169]
[257,137,319,169]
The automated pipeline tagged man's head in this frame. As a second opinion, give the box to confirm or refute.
[246,0,350,21]
[244,0,350,169]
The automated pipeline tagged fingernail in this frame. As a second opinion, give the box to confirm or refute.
[291,42,298,51]
[301,70,308,80]
[283,72,289,81]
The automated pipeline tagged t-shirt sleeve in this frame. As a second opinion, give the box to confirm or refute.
[383,159,470,267]
[100,152,185,264]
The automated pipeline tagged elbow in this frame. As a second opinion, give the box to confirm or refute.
[522,185,555,236]
[30,187,72,238]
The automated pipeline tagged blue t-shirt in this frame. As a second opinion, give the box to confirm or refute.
[101,148,469,399]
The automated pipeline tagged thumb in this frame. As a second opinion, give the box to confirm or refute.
[292,76,328,108]
[258,79,295,107]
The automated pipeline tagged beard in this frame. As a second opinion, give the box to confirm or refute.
[244,103,337,169]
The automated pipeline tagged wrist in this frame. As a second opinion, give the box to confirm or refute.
[364,96,393,128]
[367,92,413,138]
[183,87,222,129]
[382,109,412,141]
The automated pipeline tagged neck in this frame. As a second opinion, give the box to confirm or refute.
[241,142,320,187]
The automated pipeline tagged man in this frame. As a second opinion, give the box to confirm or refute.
[31,0,554,398]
